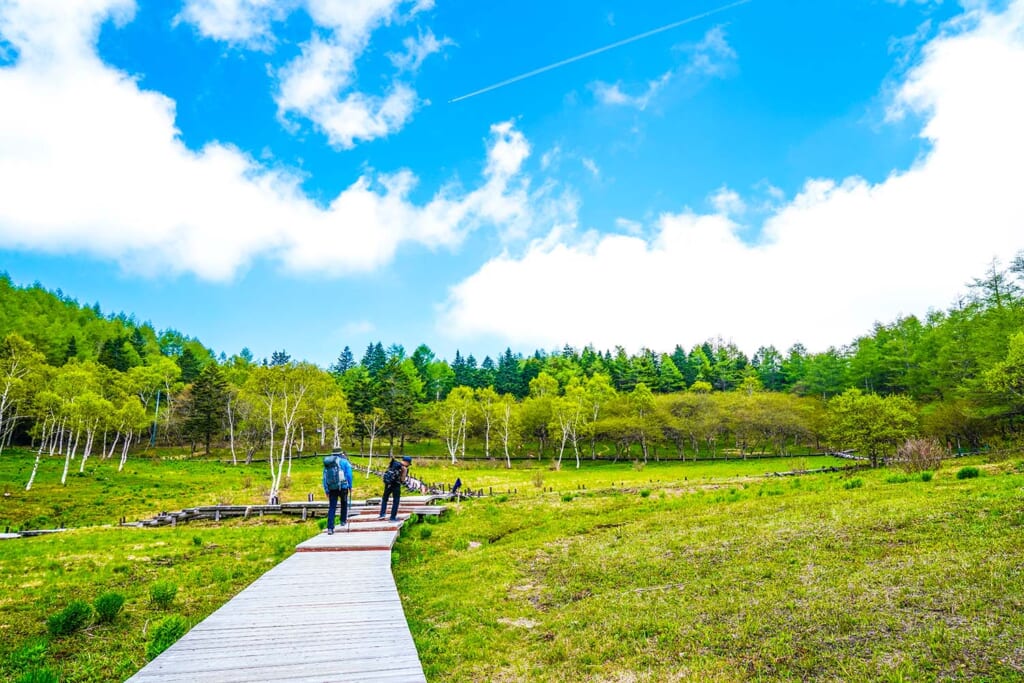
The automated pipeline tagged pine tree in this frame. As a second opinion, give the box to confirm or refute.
[361,342,386,377]
[177,348,203,383]
[331,346,355,376]
[98,335,132,372]
[657,353,686,393]
[184,364,228,454]
[495,348,524,397]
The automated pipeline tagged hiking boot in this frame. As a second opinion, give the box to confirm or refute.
[327,529,334,535]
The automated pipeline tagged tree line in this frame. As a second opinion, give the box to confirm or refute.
[2,253,1023,497]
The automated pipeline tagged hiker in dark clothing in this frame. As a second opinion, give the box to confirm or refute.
[451,477,462,496]
[378,456,411,522]
[322,448,353,534]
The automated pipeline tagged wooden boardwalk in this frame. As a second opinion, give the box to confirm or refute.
[127,499,443,682]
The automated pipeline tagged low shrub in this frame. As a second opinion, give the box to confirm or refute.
[957,466,980,480]
[147,615,187,660]
[896,438,946,473]
[561,493,574,502]
[46,600,92,637]
[921,471,934,482]
[93,592,125,624]
[639,489,651,498]
[149,581,178,609]
[419,526,433,540]
[885,474,910,484]
[843,478,864,490]
[192,536,203,546]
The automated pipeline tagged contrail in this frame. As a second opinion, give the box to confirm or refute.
[449,0,753,104]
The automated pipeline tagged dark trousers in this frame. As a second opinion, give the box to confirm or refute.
[379,482,401,520]
[327,489,349,530]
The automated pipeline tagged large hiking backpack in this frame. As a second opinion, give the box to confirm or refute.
[323,456,343,492]
[382,459,404,486]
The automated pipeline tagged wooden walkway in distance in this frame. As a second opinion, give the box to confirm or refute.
[127,497,444,683]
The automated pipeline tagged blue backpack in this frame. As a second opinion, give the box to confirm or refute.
[323,456,343,492]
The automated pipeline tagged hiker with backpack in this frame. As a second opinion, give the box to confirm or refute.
[322,448,353,535]
[378,456,411,522]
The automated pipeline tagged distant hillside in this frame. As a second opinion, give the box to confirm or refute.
[0,273,213,369]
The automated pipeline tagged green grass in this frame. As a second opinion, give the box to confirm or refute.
[2,448,1022,681]
[0,519,313,681]
[394,457,1024,682]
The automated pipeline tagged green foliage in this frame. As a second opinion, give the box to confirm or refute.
[639,489,651,498]
[149,581,178,609]
[15,669,59,683]
[93,591,125,623]
[192,536,203,546]
[46,599,92,636]
[921,471,934,482]
[7,640,47,669]
[957,466,981,480]
[885,474,910,484]
[843,478,864,490]
[419,526,433,540]
[147,615,188,660]
[827,389,918,467]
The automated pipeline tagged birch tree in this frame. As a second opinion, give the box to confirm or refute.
[475,386,499,459]
[629,382,655,462]
[550,381,585,468]
[438,386,472,464]
[361,407,387,475]
[497,393,520,469]
[583,373,616,459]
[322,392,354,449]
[0,333,44,455]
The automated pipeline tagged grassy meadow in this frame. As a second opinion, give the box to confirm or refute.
[1,447,1022,681]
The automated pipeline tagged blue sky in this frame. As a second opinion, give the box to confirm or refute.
[1,0,1022,367]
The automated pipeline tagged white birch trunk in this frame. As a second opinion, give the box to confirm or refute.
[26,418,49,490]
[79,427,94,473]
[227,395,237,465]
[61,428,80,485]
[26,450,42,490]
[106,432,121,459]
[118,430,132,471]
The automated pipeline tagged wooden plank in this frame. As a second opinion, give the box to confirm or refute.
[295,529,399,552]
[126,543,425,682]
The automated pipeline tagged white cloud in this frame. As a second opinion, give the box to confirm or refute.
[615,218,643,236]
[177,0,450,148]
[591,71,671,110]
[388,28,453,73]
[540,145,561,171]
[0,1,545,280]
[581,157,600,178]
[681,25,737,77]
[176,0,292,49]
[591,25,735,111]
[710,186,746,216]
[440,1,1024,356]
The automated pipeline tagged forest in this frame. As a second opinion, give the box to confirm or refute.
[2,253,1024,501]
